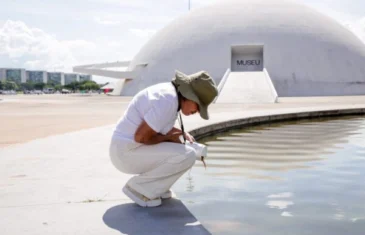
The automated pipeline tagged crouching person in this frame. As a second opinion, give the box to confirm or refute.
[109,70,218,207]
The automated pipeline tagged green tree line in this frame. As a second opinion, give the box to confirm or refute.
[0,80,101,92]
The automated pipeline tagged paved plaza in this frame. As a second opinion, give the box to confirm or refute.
[0,94,365,234]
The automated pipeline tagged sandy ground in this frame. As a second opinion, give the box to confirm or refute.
[0,94,132,148]
[1,94,365,149]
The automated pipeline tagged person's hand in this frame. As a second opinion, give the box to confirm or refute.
[166,128,182,136]
[166,132,183,144]
[184,132,195,143]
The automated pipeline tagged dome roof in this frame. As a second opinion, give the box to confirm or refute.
[120,0,365,96]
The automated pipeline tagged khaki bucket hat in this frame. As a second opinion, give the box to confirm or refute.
[172,70,218,120]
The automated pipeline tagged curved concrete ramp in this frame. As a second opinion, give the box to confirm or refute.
[216,70,278,103]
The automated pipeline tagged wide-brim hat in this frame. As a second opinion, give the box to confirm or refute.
[172,70,218,120]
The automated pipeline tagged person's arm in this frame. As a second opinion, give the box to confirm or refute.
[166,127,182,135]
[134,121,182,145]
[166,127,195,143]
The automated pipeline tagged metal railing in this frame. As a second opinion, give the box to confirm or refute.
[263,68,278,103]
[214,68,231,103]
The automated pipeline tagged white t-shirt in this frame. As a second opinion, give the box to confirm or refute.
[112,82,179,148]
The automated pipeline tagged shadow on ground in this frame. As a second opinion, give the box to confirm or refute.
[103,198,211,235]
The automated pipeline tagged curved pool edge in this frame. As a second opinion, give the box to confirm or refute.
[190,108,365,140]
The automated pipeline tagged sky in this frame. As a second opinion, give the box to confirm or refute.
[0,0,364,84]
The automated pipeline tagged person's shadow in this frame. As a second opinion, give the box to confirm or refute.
[103,198,211,235]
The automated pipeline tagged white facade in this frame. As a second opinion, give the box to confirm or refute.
[43,71,48,83]
[107,0,365,97]
[47,72,63,85]
[61,73,65,86]
[26,71,47,83]
[1,68,90,85]
[20,69,26,83]
[64,73,79,85]
[0,69,5,82]
[79,74,92,82]
[0,68,26,84]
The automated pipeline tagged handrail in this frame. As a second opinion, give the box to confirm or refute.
[214,68,231,103]
[263,68,278,103]
[218,68,231,93]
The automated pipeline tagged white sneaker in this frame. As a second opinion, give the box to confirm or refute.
[122,185,161,207]
[161,190,172,199]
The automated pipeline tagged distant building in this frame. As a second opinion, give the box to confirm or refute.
[26,71,47,83]
[47,72,63,85]
[79,74,91,82]
[0,69,4,81]
[0,68,26,83]
[74,0,365,97]
[64,73,78,85]
[0,68,92,85]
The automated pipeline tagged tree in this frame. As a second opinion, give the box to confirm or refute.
[64,81,81,91]
[54,85,63,91]
[82,81,100,91]
[20,81,35,91]
[47,82,56,88]
[79,84,86,91]
[0,81,4,90]
[34,82,46,90]
[4,81,18,90]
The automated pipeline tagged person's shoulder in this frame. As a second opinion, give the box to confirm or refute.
[145,83,177,110]
[148,82,176,100]
[149,82,174,92]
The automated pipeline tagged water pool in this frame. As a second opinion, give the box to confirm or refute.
[173,116,365,235]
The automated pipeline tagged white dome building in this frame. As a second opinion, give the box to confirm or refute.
[75,0,365,98]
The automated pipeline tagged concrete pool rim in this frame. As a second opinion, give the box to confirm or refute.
[190,108,365,140]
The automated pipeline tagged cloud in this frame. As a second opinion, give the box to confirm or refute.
[354,17,365,42]
[0,20,100,72]
[0,20,74,70]
[267,192,293,199]
[94,16,121,26]
[0,20,143,83]
[351,217,365,222]
[343,17,365,43]
[129,29,157,38]
[24,60,42,69]
[281,211,293,217]
[266,201,294,210]
[334,213,345,220]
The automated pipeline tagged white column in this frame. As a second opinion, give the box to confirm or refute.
[61,73,65,86]
[21,69,26,83]
[76,74,80,82]
[0,69,5,82]
[43,71,47,83]
[26,71,30,82]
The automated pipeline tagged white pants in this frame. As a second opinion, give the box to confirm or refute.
[109,137,197,199]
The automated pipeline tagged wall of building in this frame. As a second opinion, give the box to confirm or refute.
[79,75,91,82]
[120,0,365,97]
[0,68,90,85]
[27,71,45,83]
[47,72,62,85]
[64,74,78,85]
[0,69,5,82]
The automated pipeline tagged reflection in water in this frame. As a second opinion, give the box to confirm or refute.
[173,116,365,235]
[266,200,294,210]
[198,117,362,179]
